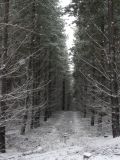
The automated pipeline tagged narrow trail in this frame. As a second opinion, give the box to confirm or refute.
[18,111,100,159]
[1,111,120,160]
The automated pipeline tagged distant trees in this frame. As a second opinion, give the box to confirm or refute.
[67,0,120,137]
[0,0,70,153]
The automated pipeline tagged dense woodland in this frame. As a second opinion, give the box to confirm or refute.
[0,0,120,155]
[67,0,120,138]
[0,0,71,153]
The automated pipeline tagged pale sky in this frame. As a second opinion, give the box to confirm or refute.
[59,0,75,50]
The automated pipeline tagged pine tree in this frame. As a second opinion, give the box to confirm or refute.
[0,0,70,151]
[68,0,120,137]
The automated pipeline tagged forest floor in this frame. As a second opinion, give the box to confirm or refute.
[1,111,120,160]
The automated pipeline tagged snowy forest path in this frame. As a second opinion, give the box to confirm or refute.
[21,111,97,159]
[19,111,90,160]
[1,111,120,160]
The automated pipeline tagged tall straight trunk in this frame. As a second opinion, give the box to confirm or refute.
[33,59,42,128]
[48,51,52,118]
[83,82,87,118]
[91,110,95,126]
[30,0,36,129]
[98,16,105,135]
[67,92,71,111]
[62,78,65,111]
[83,104,87,118]
[20,100,29,135]
[97,113,103,135]
[21,63,30,135]
[0,0,9,153]
[44,50,51,121]
[98,110,103,136]
[108,0,120,138]
[91,57,95,126]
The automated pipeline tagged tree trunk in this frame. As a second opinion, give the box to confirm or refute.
[97,16,105,135]
[0,0,9,153]
[44,49,51,121]
[108,0,120,138]
[91,56,96,126]
[21,64,30,135]
[30,0,36,129]
[91,110,95,126]
[62,78,65,110]
[44,109,48,121]
[97,113,103,136]
[83,82,87,118]
[83,105,87,118]
[20,110,28,135]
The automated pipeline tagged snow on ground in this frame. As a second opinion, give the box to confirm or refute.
[1,111,120,160]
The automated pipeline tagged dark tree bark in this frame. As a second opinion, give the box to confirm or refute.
[91,109,95,126]
[44,50,51,121]
[108,0,120,138]
[0,0,9,153]
[21,63,30,135]
[91,57,96,126]
[83,105,87,118]
[97,16,105,135]
[48,51,52,118]
[62,78,65,111]
[83,82,87,118]
[30,0,36,129]
[20,109,28,135]
[97,113,103,135]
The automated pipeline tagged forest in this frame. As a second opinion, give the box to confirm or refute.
[0,0,120,160]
